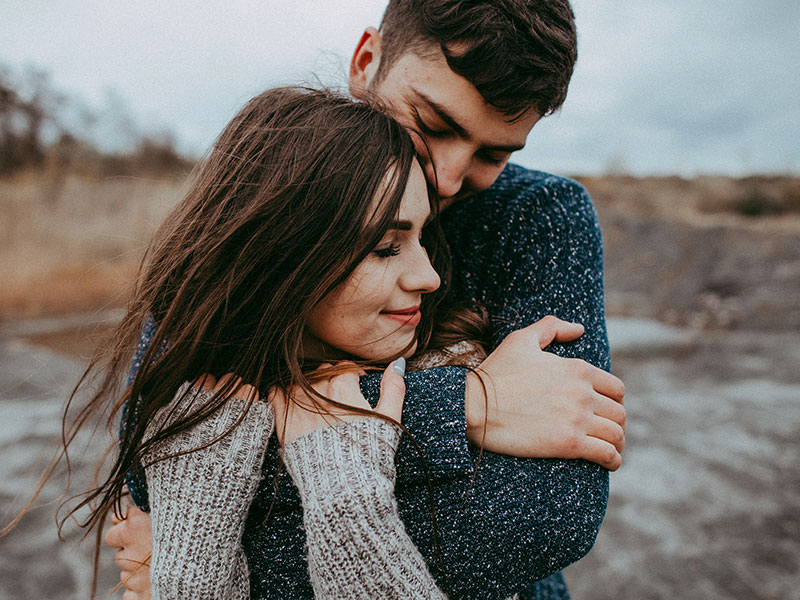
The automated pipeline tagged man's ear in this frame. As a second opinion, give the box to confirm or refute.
[349,27,382,98]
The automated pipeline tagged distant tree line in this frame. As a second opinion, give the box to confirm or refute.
[0,63,194,177]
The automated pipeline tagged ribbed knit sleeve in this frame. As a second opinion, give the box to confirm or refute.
[282,419,446,600]
[144,384,274,600]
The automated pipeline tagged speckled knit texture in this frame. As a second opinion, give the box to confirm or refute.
[124,164,611,599]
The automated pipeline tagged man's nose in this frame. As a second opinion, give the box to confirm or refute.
[427,146,472,199]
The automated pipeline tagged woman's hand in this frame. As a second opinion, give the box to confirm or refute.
[272,358,406,445]
[105,504,152,600]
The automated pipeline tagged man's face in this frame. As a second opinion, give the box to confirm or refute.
[351,33,540,205]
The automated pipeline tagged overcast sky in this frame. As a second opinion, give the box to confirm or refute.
[3,1,799,176]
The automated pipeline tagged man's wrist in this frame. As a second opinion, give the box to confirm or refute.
[464,370,486,444]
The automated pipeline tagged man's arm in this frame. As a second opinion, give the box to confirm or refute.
[399,166,623,465]
[376,167,623,596]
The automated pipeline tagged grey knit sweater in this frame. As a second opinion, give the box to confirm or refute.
[144,383,445,599]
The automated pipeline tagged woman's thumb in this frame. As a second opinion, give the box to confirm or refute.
[377,357,406,422]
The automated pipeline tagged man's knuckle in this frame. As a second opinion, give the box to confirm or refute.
[612,425,625,447]
[563,431,582,456]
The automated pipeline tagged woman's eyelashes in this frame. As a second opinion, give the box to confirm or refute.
[373,243,401,258]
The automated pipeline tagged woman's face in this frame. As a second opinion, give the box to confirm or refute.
[305,162,441,361]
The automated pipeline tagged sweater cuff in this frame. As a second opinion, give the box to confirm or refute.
[281,418,400,502]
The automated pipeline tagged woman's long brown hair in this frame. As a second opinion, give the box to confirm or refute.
[4,86,456,546]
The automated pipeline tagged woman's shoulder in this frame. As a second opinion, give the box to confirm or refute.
[409,340,486,371]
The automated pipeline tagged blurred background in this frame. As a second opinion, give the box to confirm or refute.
[1,1,798,599]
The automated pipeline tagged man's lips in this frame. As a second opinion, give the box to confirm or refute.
[381,306,422,326]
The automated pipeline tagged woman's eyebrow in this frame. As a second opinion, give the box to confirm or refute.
[388,220,413,231]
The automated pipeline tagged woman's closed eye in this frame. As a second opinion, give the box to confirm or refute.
[373,243,401,258]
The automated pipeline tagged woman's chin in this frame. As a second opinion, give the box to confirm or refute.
[401,341,419,359]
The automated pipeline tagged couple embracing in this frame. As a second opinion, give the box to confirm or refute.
[84,1,626,598]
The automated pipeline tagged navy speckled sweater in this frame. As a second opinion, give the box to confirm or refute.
[124,164,610,599]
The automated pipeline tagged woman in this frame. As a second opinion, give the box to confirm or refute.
[53,86,479,598]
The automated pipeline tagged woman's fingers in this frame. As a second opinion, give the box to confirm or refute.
[328,370,369,411]
[376,358,406,422]
[271,361,405,445]
[192,373,217,391]
[213,373,260,402]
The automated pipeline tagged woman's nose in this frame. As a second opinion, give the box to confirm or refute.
[403,245,441,294]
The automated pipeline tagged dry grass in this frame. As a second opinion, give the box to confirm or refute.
[576,174,800,232]
[1,171,798,332]
[0,172,186,321]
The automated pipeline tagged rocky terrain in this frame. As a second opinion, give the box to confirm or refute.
[1,173,798,599]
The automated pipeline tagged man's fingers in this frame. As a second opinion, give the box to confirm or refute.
[116,549,150,572]
[119,568,150,592]
[590,368,625,403]
[581,436,623,471]
[105,522,123,548]
[588,414,626,453]
[376,358,406,422]
[592,391,627,430]
[518,316,584,349]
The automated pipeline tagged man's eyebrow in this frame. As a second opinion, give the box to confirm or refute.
[415,90,469,138]
[413,89,526,153]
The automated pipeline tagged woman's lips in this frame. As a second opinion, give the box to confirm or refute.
[381,307,421,326]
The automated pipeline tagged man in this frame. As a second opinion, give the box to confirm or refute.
[108,1,626,598]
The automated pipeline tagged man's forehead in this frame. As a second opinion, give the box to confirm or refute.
[379,51,539,145]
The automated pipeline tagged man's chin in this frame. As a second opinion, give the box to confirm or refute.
[439,186,481,211]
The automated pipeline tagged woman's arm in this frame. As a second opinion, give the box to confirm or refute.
[275,363,445,599]
[283,419,445,599]
[116,365,445,599]
[143,383,273,600]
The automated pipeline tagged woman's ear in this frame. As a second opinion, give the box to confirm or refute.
[349,27,382,98]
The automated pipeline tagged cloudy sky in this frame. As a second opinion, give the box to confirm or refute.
[2,1,799,176]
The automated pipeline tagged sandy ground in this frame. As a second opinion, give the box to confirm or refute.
[1,316,798,599]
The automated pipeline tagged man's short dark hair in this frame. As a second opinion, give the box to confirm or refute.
[376,0,578,118]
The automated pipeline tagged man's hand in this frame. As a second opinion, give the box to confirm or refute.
[465,316,626,469]
[105,505,153,600]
